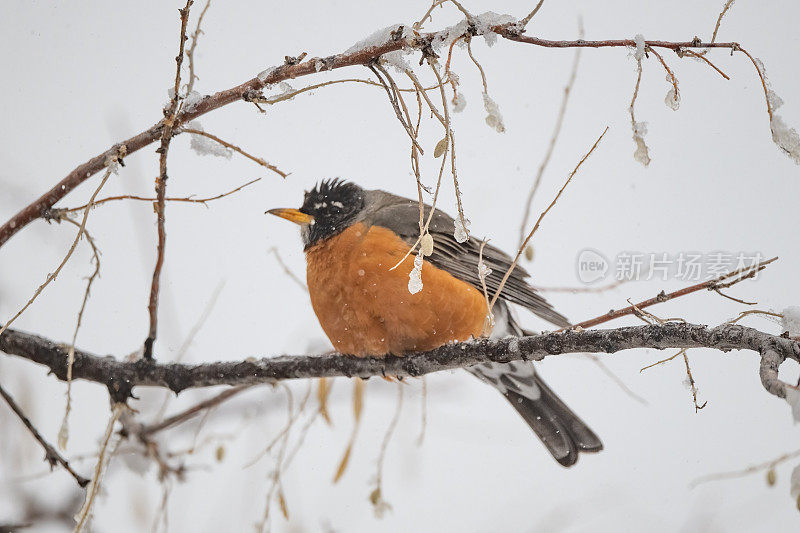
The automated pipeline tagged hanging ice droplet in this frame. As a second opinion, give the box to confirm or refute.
[454,217,470,243]
[408,253,424,294]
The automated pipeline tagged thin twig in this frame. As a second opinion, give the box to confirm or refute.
[681,49,730,80]
[571,256,778,330]
[370,383,404,518]
[141,386,251,438]
[57,218,102,451]
[268,247,307,292]
[0,382,89,487]
[0,164,115,339]
[691,447,800,488]
[185,0,211,94]
[368,63,426,154]
[74,404,124,533]
[683,350,707,412]
[710,0,736,44]
[62,177,261,213]
[490,128,608,311]
[0,27,745,249]
[519,0,546,28]
[518,21,582,244]
[181,128,288,177]
[145,0,194,361]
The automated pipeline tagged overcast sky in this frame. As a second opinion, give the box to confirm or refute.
[1,1,800,531]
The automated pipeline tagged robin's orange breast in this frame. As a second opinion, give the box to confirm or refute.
[305,222,487,356]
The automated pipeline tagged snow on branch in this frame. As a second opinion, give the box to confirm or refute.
[0,18,754,249]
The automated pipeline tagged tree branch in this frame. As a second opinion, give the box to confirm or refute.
[0,382,90,487]
[0,21,744,250]
[1,322,797,404]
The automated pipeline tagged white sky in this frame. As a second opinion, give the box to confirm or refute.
[1,0,799,531]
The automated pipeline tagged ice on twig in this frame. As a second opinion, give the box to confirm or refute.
[632,121,651,166]
[474,12,517,47]
[257,66,278,84]
[483,92,505,133]
[345,24,409,55]
[478,259,492,281]
[665,71,680,111]
[452,92,467,113]
[785,386,800,423]
[782,306,800,338]
[791,464,800,498]
[454,217,470,243]
[186,121,232,159]
[420,233,434,256]
[166,88,204,112]
[408,253,424,294]
[754,58,800,164]
[633,34,646,61]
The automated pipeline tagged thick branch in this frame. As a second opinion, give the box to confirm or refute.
[0,22,742,249]
[1,323,797,403]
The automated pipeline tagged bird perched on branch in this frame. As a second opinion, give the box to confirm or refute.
[268,179,601,466]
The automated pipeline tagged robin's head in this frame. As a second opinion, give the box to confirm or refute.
[267,179,366,248]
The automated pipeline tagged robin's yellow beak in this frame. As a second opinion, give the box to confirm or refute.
[266,208,314,225]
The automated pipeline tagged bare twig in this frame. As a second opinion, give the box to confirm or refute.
[62,177,261,213]
[268,247,308,292]
[185,0,211,94]
[74,403,124,532]
[490,127,608,311]
[57,218,102,451]
[0,164,115,339]
[333,378,365,483]
[682,350,707,412]
[0,382,89,487]
[142,386,251,438]
[570,256,777,330]
[691,447,800,488]
[518,22,582,244]
[519,0,546,29]
[368,63,426,154]
[370,383,404,518]
[181,128,288,177]
[710,0,736,44]
[145,0,195,361]
[681,49,730,80]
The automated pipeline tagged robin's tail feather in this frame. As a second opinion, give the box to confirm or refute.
[468,362,602,467]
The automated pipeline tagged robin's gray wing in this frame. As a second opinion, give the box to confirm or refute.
[361,190,570,328]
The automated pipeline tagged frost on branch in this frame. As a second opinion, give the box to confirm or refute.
[186,121,232,159]
[785,386,800,423]
[665,73,680,111]
[782,306,800,338]
[755,59,800,165]
[454,216,470,243]
[452,92,467,113]
[408,253,424,294]
[483,93,505,133]
[632,121,651,166]
[474,12,517,47]
[633,34,646,61]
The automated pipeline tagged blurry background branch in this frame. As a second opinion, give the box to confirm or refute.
[1,322,797,402]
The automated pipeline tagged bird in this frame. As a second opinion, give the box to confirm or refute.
[268,179,602,466]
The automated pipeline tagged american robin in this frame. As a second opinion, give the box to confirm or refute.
[268,179,602,466]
